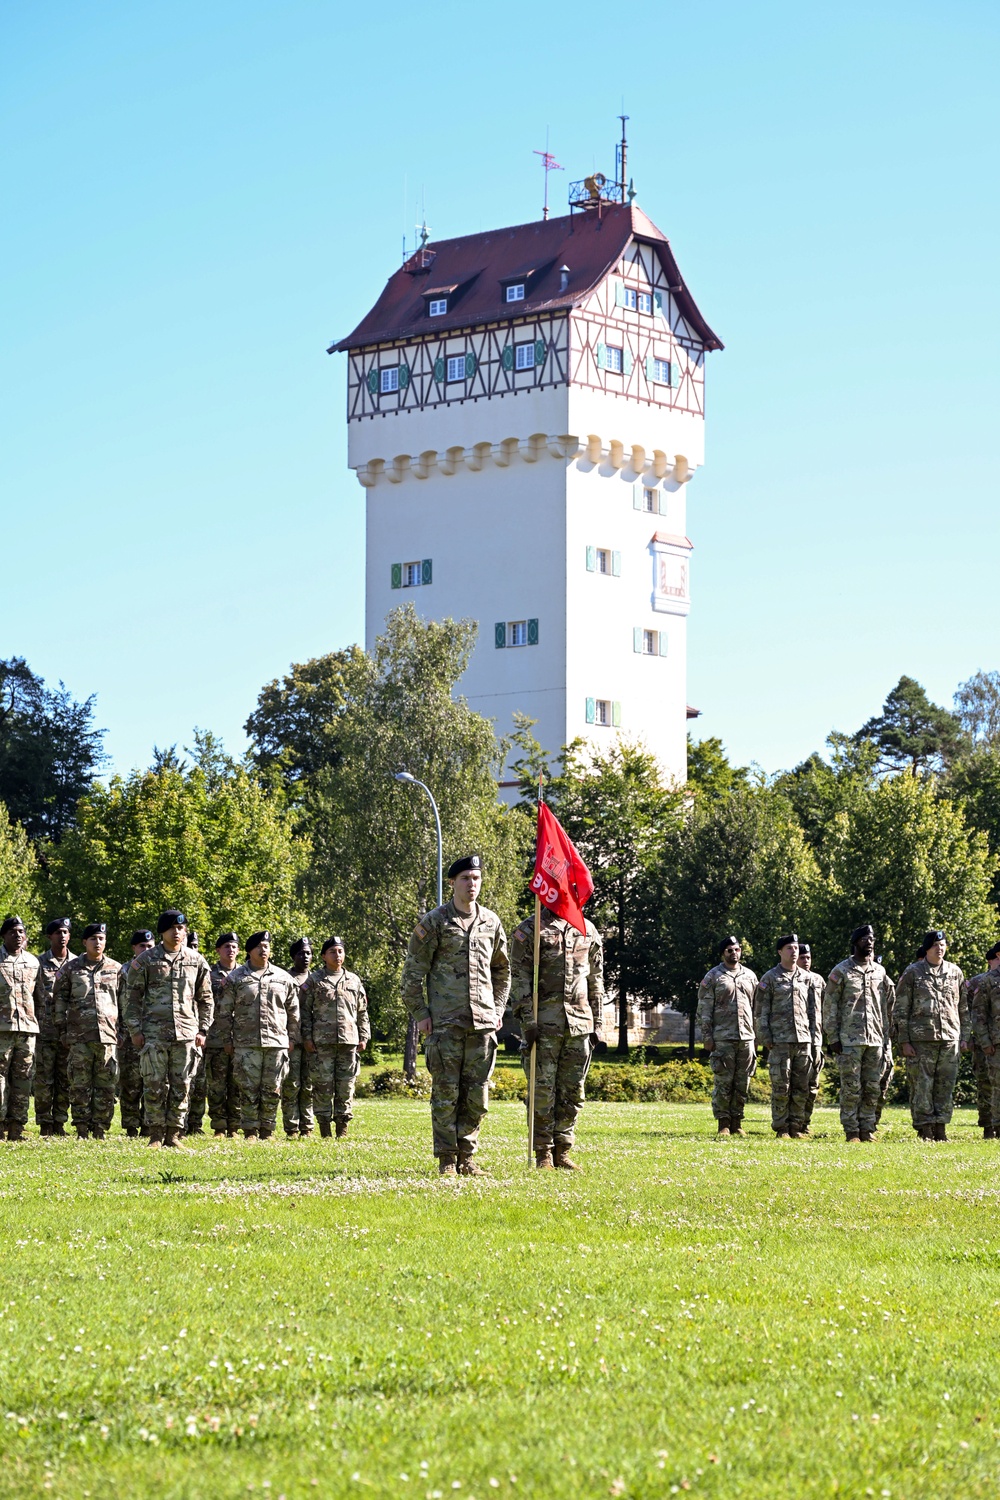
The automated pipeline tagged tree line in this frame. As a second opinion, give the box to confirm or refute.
[2,628,999,1051]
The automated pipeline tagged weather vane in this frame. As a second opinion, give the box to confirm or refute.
[534,135,564,221]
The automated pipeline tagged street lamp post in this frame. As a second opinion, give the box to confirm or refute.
[393,770,443,1077]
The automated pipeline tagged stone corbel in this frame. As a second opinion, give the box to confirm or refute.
[438,445,465,475]
[672,454,691,484]
[623,443,646,480]
[493,437,519,467]
[355,461,380,488]
[649,449,670,481]
[519,433,547,463]
[548,433,581,460]
[607,439,626,471]
[465,442,492,471]
[413,450,437,480]
[387,454,411,484]
[585,434,603,465]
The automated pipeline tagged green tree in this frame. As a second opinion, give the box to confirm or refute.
[811,773,998,978]
[939,746,1000,911]
[0,657,105,842]
[46,738,308,956]
[685,735,749,804]
[0,801,40,931]
[854,675,965,776]
[772,735,879,848]
[953,670,1000,750]
[245,648,369,786]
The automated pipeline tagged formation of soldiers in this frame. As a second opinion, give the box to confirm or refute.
[697,924,1000,1142]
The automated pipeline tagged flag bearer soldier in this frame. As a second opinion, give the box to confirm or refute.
[52,923,121,1140]
[301,936,370,1139]
[0,916,41,1142]
[696,937,758,1138]
[34,918,74,1137]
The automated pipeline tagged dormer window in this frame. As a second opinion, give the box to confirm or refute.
[505,283,525,303]
[429,298,448,316]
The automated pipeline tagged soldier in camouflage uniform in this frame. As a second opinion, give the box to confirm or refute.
[124,909,214,1149]
[402,854,510,1176]
[117,930,154,1136]
[894,929,969,1142]
[755,934,814,1139]
[301,936,369,1139]
[823,923,895,1144]
[281,937,314,1138]
[970,959,1000,1139]
[0,916,41,1142]
[217,931,300,1139]
[696,936,758,1137]
[509,906,604,1170]
[34,918,74,1136]
[796,942,826,1131]
[185,929,209,1134]
[966,943,1000,1133]
[52,923,121,1140]
[205,932,241,1136]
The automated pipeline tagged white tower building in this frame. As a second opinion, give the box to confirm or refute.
[330,176,721,786]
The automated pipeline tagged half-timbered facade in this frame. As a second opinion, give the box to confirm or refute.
[329,202,721,787]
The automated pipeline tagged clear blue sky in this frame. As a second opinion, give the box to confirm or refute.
[4,0,998,778]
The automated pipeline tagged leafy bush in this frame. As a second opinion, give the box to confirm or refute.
[355,1068,431,1100]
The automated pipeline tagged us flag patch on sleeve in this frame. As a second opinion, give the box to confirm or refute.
[413,923,427,940]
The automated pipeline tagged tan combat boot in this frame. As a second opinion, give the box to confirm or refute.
[730,1119,746,1137]
[91,1126,106,1141]
[844,1133,860,1144]
[553,1146,579,1171]
[716,1118,731,1138]
[147,1126,164,1149]
[335,1120,349,1139]
[535,1148,554,1169]
[457,1154,485,1176]
[438,1154,457,1176]
[243,1129,258,1142]
[164,1129,190,1151]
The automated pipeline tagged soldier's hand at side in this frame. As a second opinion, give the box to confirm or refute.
[902,1042,916,1058]
[829,1041,842,1055]
[960,1040,969,1053]
[305,1039,317,1053]
[131,1032,144,1051]
[985,1044,996,1057]
[416,1017,432,1036]
[224,1042,234,1056]
[521,1020,539,1047]
[702,1038,715,1053]
[58,1035,70,1051]
[195,1033,206,1050]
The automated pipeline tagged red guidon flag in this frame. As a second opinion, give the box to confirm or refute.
[531,802,594,935]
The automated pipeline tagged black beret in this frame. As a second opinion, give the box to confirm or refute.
[0,915,24,936]
[717,934,740,957]
[987,942,1000,963]
[215,931,238,949]
[850,923,874,947]
[157,909,186,933]
[798,941,811,956]
[46,918,72,936]
[82,922,107,940]
[917,929,947,958]
[321,936,345,955]
[245,930,270,954]
[289,937,311,957]
[776,933,799,952]
[130,930,154,946]
[447,853,483,880]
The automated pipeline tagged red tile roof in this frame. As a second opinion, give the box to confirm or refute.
[328,204,722,354]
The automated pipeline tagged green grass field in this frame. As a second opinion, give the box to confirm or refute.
[1,1101,998,1500]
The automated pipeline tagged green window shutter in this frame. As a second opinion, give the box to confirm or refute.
[421,558,432,585]
[654,290,664,317]
[623,348,633,376]
[672,360,683,388]
[645,355,654,382]
[391,563,402,590]
[614,279,626,307]
[659,490,669,516]
[595,342,605,370]
[633,483,643,511]
[585,697,596,725]
[535,339,546,367]
[367,368,378,395]
[658,631,668,657]
[527,617,539,645]
[399,362,410,388]
[586,545,596,572]
[612,701,622,728]
[633,627,643,653]
[465,352,477,378]
[495,622,506,649]
[611,550,621,577]
[502,344,513,371]
[433,356,445,383]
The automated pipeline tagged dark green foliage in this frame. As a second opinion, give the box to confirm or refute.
[0,657,105,841]
[854,674,966,775]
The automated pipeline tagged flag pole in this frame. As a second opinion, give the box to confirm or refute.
[528,773,543,1164]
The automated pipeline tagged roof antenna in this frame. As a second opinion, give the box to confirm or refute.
[533,128,564,221]
[617,111,630,200]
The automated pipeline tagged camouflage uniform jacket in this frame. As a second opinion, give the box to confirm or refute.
[216,962,300,1049]
[971,970,1000,1049]
[894,958,969,1046]
[508,913,604,1037]
[695,963,758,1045]
[205,962,239,1048]
[799,968,826,1046]
[401,901,510,1031]
[754,963,813,1047]
[822,958,894,1048]
[35,949,76,1040]
[123,942,214,1042]
[0,949,42,1034]
[300,967,370,1047]
[53,955,123,1045]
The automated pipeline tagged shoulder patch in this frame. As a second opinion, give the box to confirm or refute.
[413,923,427,941]
[513,922,531,943]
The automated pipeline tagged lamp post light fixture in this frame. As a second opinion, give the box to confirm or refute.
[393,770,443,907]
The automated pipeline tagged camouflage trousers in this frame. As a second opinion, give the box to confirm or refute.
[708,1040,755,1123]
[803,1048,825,1126]
[139,1040,198,1130]
[205,1048,241,1133]
[311,1044,359,1123]
[235,1046,288,1132]
[875,1049,894,1120]
[424,1025,497,1159]
[971,1040,992,1122]
[521,1030,593,1150]
[118,1040,144,1131]
[0,1034,36,1127]
[68,1041,119,1131]
[186,1048,208,1131]
[905,1040,960,1128]
[986,1051,1000,1129]
[33,1038,70,1127]
[280,1046,314,1135]
[768,1042,812,1132]
[838,1044,883,1134]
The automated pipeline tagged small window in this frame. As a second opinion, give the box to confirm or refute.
[505,284,525,303]
[380,367,399,394]
[622,287,638,310]
[595,699,610,726]
[597,548,610,575]
[606,346,623,373]
[509,620,528,647]
[429,299,448,316]
[643,487,657,513]
[638,291,652,315]
[652,357,672,385]
[446,354,466,382]
[403,561,423,587]
[515,343,535,371]
[643,630,657,655]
